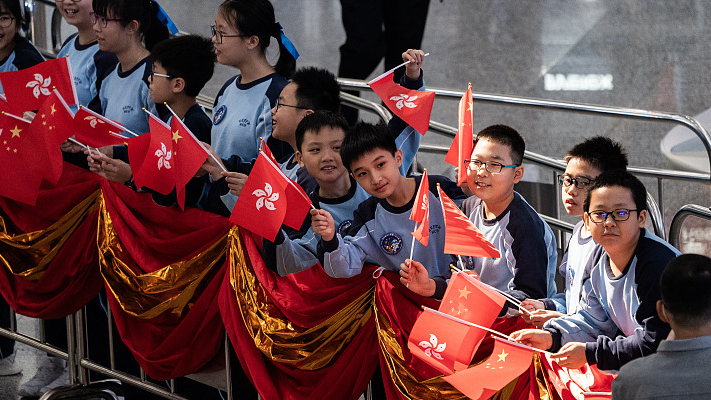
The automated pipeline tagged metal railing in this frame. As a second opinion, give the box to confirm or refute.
[669,205,711,250]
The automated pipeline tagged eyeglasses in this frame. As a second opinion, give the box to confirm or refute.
[211,25,248,44]
[464,159,519,174]
[558,175,593,189]
[90,12,123,28]
[0,15,13,29]
[586,209,639,223]
[149,65,173,80]
[275,98,309,112]
[56,0,82,3]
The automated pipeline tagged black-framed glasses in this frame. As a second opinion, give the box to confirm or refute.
[558,175,593,189]
[275,98,308,112]
[90,12,123,28]
[586,209,639,223]
[464,159,519,174]
[210,25,248,44]
[0,15,14,28]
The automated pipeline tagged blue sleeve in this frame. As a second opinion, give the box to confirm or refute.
[318,200,376,278]
[507,217,553,302]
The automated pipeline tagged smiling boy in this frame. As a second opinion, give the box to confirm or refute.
[510,170,679,371]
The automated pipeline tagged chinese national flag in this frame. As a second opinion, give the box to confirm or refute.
[73,106,127,148]
[410,169,430,246]
[445,84,473,186]
[230,151,289,241]
[438,272,507,368]
[260,137,277,162]
[131,115,175,195]
[443,337,535,400]
[0,112,42,204]
[0,58,77,114]
[408,307,482,375]
[170,117,210,210]
[28,91,75,185]
[437,186,501,258]
[368,70,435,135]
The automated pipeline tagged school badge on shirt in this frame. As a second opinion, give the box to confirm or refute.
[380,232,403,255]
[337,219,353,236]
[213,105,226,125]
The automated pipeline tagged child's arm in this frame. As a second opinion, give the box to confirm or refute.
[315,206,373,279]
[399,259,436,296]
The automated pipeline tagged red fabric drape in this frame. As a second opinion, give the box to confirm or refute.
[219,230,379,400]
[0,163,103,318]
[101,180,232,380]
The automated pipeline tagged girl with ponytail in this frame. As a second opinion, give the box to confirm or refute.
[210,0,299,165]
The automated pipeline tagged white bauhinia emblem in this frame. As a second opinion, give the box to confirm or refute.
[253,183,279,211]
[389,94,418,110]
[26,74,52,99]
[418,333,446,360]
[84,115,106,128]
[155,142,172,170]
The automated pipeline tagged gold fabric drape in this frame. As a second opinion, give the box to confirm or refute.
[0,190,101,280]
[228,230,374,370]
[97,194,228,320]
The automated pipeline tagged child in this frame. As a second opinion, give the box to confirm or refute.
[201,66,341,215]
[521,137,628,327]
[0,0,44,90]
[612,254,711,398]
[262,110,369,276]
[510,170,680,371]
[312,122,466,279]
[56,0,117,111]
[401,125,558,314]
[210,0,297,164]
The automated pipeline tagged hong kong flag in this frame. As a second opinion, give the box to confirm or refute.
[443,337,535,400]
[408,307,482,375]
[437,186,500,258]
[0,58,77,114]
[73,106,127,148]
[409,169,430,246]
[445,84,473,186]
[230,151,289,241]
[28,90,75,184]
[130,115,176,195]
[0,112,42,204]
[368,70,435,135]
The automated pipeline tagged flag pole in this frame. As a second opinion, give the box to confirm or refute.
[368,53,430,84]
[452,259,532,316]
[161,103,228,173]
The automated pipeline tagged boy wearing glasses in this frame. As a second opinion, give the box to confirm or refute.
[520,137,628,327]
[401,125,557,315]
[511,170,679,371]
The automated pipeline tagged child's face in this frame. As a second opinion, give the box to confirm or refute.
[583,185,646,256]
[561,158,602,217]
[466,138,523,205]
[297,126,348,187]
[350,148,403,199]
[0,7,17,55]
[92,11,130,53]
[271,83,309,143]
[57,0,94,30]
[212,11,250,67]
[148,61,175,104]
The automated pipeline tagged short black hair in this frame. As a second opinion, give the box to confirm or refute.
[151,35,216,97]
[0,0,23,24]
[583,170,647,213]
[661,254,711,329]
[474,124,525,165]
[295,111,349,151]
[340,122,396,172]
[565,136,628,172]
[291,67,341,113]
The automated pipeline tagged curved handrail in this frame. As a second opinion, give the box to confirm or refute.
[668,204,711,249]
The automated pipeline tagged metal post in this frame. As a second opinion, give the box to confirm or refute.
[76,308,88,385]
[66,313,77,385]
[224,335,232,400]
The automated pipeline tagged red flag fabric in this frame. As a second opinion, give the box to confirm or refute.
[169,116,209,210]
[29,91,75,185]
[583,393,612,400]
[408,307,482,375]
[445,84,474,186]
[437,186,501,258]
[282,178,312,230]
[410,170,430,246]
[0,112,42,204]
[73,106,127,148]
[368,71,435,135]
[230,152,289,241]
[443,337,536,400]
[260,136,276,162]
[131,115,176,195]
[541,354,615,400]
[0,58,77,114]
